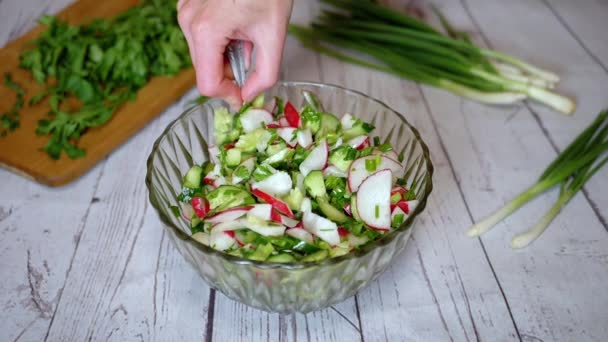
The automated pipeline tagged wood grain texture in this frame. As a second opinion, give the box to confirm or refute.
[0,0,196,187]
[1,0,608,341]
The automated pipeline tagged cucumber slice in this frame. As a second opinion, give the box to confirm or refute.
[235,128,271,153]
[301,249,329,262]
[267,253,296,263]
[249,243,275,261]
[283,188,304,211]
[252,93,265,108]
[328,145,356,172]
[225,148,241,167]
[207,185,256,211]
[183,165,203,189]
[301,106,322,134]
[343,121,374,141]
[304,170,326,198]
[317,197,349,223]
[315,113,340,140]
[214,107,239,145]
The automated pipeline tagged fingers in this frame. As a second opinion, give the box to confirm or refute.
[241,27,287,102]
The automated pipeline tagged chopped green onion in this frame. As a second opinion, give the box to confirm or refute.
[375,205,380,218]
[365,158,377,172]
[392,213,405,227]
[373,136,381,146]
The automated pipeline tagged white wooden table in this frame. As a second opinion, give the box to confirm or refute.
[1,0,607,341]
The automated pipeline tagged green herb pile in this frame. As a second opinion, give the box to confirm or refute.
[6,0,190,159]
[289,0,575,114]
[1,73,26,137]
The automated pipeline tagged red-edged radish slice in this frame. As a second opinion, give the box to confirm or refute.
[270,209,283,223]
[346,136,370,150]
[251,189,295,218]
[340,113,356,129]
[203,164,226,189]
[192,232,210,245]
[206,206,253,224]
[251,171,292,196]
[266,122,280,129]
[284,102,301,127]
[240,108,273,133]
[212,219,248,232]
[191,197,211,218]
[302,211,340,245]
[244,217,286,236]
[280,215,299,228]
[299,141,328,176]
[323,165,347,178]
[278,117,289,127]
[348,155,404,192]
[356,169,392,231]
[247,204,273,221]
[209,229,236,251]
[286,227,313,244]
[391,186,408,197]
[297,129,313,148]
[338,227,349,237]
[343,203,352,216]
[277,127,297,147]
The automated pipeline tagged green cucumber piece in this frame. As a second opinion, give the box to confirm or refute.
[304,170,326,198]
[301,249,329,262]
[351,196,361,221]
[183,165,203,189]
[343,121,374,141]
[301,106,322,134]
[249,243,275,261]
[328,145,356,172]
[207,185,255,211]
[318,197,349,223]
[225,148,241,167]
[283,188,304,211]
[267,253,296,263]
[252,93,265,108]
[315,113,340,140]
[214,107,239,145]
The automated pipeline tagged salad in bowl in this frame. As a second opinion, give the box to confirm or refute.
[173,92,419,263]
[146,82,432,312]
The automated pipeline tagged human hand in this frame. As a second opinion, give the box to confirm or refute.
[177,0,293,109]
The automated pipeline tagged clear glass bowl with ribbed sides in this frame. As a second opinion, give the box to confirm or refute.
[145,81,433,313]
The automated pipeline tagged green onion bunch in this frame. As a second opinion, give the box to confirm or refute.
[289,0,575,114]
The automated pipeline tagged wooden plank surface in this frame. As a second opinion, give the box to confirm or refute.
[1,0,607,341]
[0,0,196,187]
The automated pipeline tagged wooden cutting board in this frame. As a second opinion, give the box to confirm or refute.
[0,0,196,187]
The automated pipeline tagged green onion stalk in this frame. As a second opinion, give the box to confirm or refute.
[289,0,575,114]
[468,110,608,248]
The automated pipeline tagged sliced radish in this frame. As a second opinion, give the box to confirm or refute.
[209,229,236,251]
[192,232,210,245]
[284,102,301,127]
[251,171,292,196]
[390,205,408,224]
[356,169,392,230]
[244,217,286,237]
[300,197,312,213]
[297,129,313,148]
[346,136,370,150]
[203,164,225,189]
[212,219,248,232]
[280,215,299,228]
[406,200,419,213]
[391,186,408,198]
[303,211,340,245]
[295,172,305,192]
[247,204,273,221]
[286,227,313,244]
[232,157,256,184]
[338,227,349,237]
[278,117,289,127]
[348,155,404,192]
[251,189,295,218]
[191,197,210,218]
[323,165,347,178]
[343,203,352,216]
[299,141,328,176]
[277,127,297,147]
[382,150,400,161]
[340,113,356,130]
[266,122,280,129]
[240,108,273,133]
[270,209,283,223]
[180,202,194,221]
[206,206,253,224]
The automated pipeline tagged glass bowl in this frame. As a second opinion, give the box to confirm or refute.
[145,81,433,313]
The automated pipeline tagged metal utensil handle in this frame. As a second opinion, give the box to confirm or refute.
[227,40,247,87]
